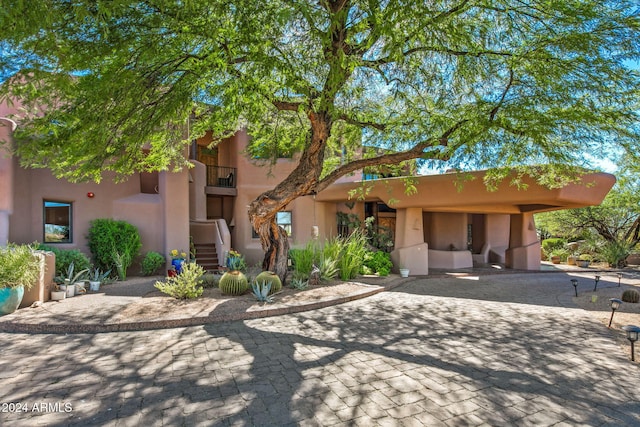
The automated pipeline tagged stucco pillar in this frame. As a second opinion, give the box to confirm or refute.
[0,120,15,247]
[188,161,207,221]
[390,207,429,275]
[505,212,541,270]
[159,169,190,269]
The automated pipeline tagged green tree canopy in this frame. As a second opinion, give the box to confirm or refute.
[1,1,639,276]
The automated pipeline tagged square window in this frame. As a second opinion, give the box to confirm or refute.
[43,201,72,243]
[252,211,292,238]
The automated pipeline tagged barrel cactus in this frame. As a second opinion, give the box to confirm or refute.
[621,289,640,303]
[218,271,249,295]
[254,271,282,295]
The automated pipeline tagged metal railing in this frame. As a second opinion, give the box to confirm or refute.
[206,165,237,188]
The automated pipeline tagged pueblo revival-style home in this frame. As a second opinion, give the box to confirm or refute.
[1,99,616,277]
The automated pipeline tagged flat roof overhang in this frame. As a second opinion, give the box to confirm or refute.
[316,170,616,215]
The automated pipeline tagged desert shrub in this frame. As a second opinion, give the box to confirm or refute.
[599,240,631,268]
[290,241,319,277]
[88,219,142,274]
[140,251,165,276]
[154,262,204,299]
[200,273,219,288]
[622,289,639,303]
[219,270,249,295]
[318,256,339,281]
[254,271,282,294]
[361,251,393,276]
[36,244,91,277]
[290,277,309,290]
[541,238,567,258]
[337,229,368,280]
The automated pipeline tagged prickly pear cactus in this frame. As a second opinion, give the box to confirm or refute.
[622,289,640,303]
[219,271,249,296]
[254,271,282,295]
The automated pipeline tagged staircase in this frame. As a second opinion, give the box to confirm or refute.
[194,243,220,272]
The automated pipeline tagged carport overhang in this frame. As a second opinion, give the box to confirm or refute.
[316,170,616,214]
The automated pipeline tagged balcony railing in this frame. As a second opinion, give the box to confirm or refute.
[206,165,237,188]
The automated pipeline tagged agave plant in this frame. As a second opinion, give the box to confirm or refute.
[252,281,273,303]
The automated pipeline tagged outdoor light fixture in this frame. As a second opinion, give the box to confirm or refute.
[617,272,622,287]
[593,275,601,292]
[571,279,579,297]
[622,325,640,362]
[608,298,622,328]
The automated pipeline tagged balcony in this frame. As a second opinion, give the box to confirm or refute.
[205,165,237,196]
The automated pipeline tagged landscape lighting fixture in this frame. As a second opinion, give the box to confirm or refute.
[593,275,600,292]
[571,279,578,297]
[617,272,622,287]
[622,325,640,362]
[608,298,622,328]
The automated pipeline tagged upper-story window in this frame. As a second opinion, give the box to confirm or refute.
[43,200,72,243]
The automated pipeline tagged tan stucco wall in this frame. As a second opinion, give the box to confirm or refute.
[426,212,468,251]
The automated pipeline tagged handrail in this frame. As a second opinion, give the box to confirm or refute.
[212,219,231,267]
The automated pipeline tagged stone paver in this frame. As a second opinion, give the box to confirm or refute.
[1,272,639,426]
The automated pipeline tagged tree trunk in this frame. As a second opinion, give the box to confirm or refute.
[248,112,332,283]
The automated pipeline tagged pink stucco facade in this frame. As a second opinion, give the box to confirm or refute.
[0,97,617,275]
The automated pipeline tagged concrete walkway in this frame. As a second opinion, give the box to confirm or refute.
[1,270,639,426]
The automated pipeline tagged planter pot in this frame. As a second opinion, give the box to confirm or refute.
[89,281,101,292]
[51,290,66,301]
[61,284,75,298]
[0,286,25,316]
[567,256,577,266]
[551,256,561,264]
[171,258,184,274]
[75,282,87,295]
[399,269,410,278]
[576,260,591,268]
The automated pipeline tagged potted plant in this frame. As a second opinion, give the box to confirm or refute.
[50,284,66,301]
[0,243,42,316]
[88,267,110,292]
[55,262,89,298]
[577,254,592,268]
[170,249,187,274]
[226,249,246,272]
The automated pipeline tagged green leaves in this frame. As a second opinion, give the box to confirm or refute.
[0,0,638,186]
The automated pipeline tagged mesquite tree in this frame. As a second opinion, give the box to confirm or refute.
[1,1,639,279]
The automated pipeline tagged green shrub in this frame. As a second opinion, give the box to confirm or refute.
[622,289,639,303]
[337,229,368,280]
[200,273,219,288]
[599,240,631,268]
[219,271,249,295]
[0,244,41,290]
[362,251,393,276]
[140,251,165,276]
[36,244,91,277]
[254,271,282,294]
[290,241,319,277]
[318,256,339,281]
[88,219,142,274]
[154,262,204,299]
[542,238,567,258]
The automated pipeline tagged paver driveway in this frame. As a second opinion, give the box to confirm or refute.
[1,272,639,426]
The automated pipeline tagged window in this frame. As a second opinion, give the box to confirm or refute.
[277,211,292,236]
[43,201,72,243]
[252,211,292,238]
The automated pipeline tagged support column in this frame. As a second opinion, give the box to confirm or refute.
[390,207,429,275]
[505,212,541,270]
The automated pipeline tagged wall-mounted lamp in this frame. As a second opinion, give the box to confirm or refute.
[87,192,95,198]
